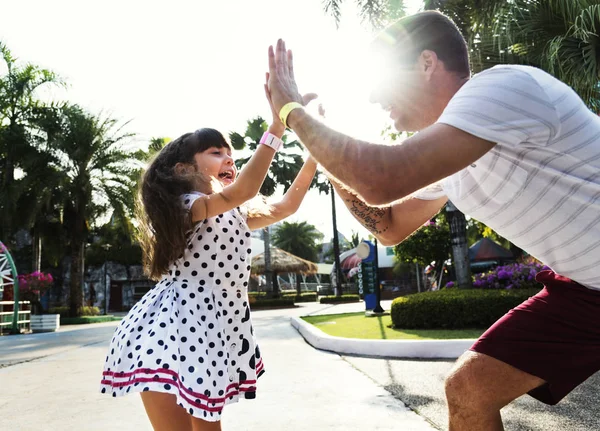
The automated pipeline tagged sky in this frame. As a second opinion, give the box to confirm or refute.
[1,0,423,241]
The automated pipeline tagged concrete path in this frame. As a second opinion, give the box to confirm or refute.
[0,302,436,431]
[299,300,600,431]
[4,299,596,430]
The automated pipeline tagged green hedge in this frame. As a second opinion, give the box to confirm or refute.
[250,298,295,308]
[391,288,542,329]
[282,292,317,303]
[319,295,361,304]
[48,306,101,317]
[61,315,121,325]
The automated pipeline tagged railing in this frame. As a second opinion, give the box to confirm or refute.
[0,301,31,334]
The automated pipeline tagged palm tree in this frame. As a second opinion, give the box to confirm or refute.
[323,0,406,28]
[44,105,140,317]
[134,136,171,162]
[0,42,64,249]
[324,1,599,107]
[424,0,600,109]
[349,231,361,248]
[272,221,324,262]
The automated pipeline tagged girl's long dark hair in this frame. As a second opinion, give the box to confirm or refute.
[137,128,231,280]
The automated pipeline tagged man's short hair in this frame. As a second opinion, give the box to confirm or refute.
[375,11,470,78]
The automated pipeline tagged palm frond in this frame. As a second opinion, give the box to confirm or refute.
[323,0,343,28]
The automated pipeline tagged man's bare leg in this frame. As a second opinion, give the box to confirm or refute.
[445,351,546,431]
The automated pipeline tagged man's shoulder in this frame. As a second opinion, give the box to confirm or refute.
[469,65,559,90]
[474,64,548,78]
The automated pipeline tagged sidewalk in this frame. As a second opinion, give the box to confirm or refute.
[0,301,437,431]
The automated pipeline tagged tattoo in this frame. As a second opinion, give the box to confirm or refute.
[347,198,390,235]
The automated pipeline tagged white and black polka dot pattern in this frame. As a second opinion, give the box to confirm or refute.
[100,193,264,421]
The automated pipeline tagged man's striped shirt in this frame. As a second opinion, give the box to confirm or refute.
[415,65,600,290]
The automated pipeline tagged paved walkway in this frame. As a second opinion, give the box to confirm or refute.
[301,301,600,431]
[0,302,435,431]
[2,300,596,430]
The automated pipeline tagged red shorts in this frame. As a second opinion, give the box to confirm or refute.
[470,270,600,405]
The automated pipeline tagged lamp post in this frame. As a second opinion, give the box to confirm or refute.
[372,238,384,313]
[330,182,343,296]
[101,244,112,315]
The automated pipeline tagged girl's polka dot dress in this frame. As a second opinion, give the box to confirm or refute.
[100,192,264,421]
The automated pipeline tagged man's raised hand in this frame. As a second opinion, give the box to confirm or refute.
[267,39,304,114]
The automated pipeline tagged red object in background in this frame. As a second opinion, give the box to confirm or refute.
[340,252,362,269]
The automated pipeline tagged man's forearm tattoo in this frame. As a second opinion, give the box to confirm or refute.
[347,198,389,235]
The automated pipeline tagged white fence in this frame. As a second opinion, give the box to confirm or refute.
[0,301,31,334]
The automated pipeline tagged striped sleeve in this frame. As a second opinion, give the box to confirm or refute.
[436,66,560,147]
[411,181,447,200]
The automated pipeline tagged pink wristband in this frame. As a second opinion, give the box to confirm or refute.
[259,132,283,152]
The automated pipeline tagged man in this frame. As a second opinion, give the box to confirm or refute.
[266,11,600,431]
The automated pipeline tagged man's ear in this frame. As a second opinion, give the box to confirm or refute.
[418,50,438,80]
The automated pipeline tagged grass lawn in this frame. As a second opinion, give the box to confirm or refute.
[302,312,484,340]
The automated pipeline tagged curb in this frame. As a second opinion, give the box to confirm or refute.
[290,316,476,359]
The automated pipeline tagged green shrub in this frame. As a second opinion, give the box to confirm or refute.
[61,316,121,325]
[250,298,295,308]
[48,306,101,317]
[391,288,542,329]
[282,292,317,302]
[81,306,101,316]
[319,295,361,304]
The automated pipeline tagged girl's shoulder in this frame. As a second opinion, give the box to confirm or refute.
[182,192,248,225]
[181,192,205,211]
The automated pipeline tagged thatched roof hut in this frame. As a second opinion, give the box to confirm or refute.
[252,247,318,275]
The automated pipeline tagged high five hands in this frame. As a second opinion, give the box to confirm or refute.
[266,39,307,118]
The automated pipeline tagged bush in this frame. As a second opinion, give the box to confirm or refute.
[61,315,121,325]
[282,292,317,302]
[319,295,361,304]
[391,288,542,329]
[48,306,101,317]
[250,298,295,309]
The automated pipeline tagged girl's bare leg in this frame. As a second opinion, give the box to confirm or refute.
[140,391,222,431]
[140,391,191,431]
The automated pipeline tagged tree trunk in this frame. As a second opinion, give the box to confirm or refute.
[0,122,20,243]
[330,182,343,296]
[296,274,301,298]
[272,272,280,298]
[32,224,41,273]
[68,197,87,317]
[69,240,84,317]
[446,201,473,288]
[30,224,43,315]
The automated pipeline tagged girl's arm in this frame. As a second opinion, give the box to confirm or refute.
[190,124,282,223]
[246,155,318,230]
[191,76,285,222]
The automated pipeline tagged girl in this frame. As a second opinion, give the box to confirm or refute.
[100,83,318,431]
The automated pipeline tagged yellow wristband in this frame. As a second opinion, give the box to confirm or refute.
[279,102,304,129]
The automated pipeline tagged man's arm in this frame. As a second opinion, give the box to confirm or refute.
[330,179,448,246]
[267,40,495,206]
[290,114,493,206]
